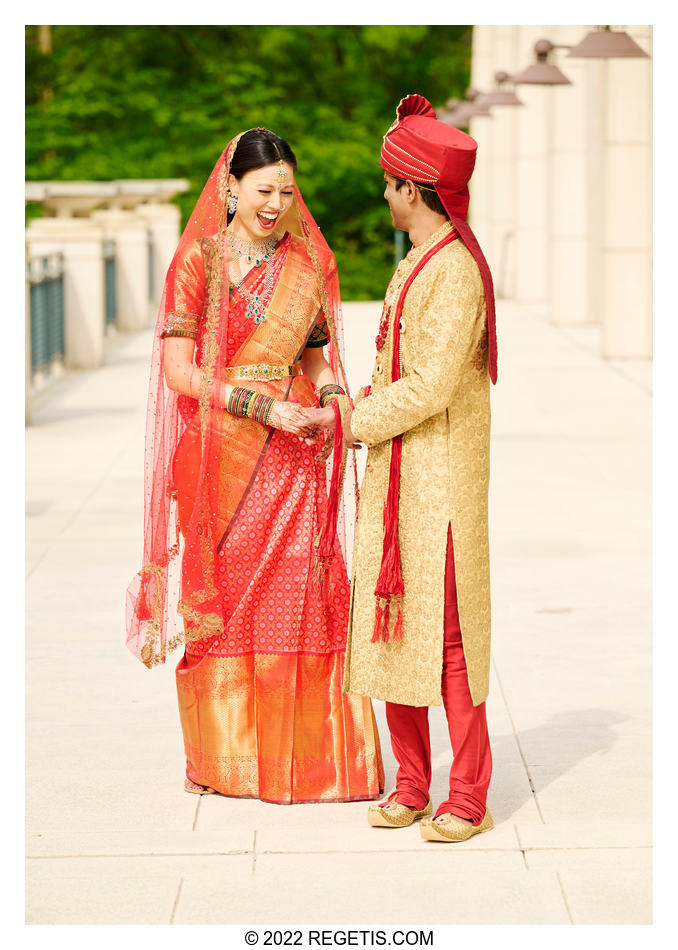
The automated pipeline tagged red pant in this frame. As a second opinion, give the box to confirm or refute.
[385,526,492,824]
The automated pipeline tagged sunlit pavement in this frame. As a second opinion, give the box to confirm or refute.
[26,301,651,924]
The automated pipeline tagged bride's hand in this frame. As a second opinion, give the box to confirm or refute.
[268,401,313,434]
[300,406,335,433]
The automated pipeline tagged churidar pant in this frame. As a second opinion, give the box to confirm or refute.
[384,525,492,824]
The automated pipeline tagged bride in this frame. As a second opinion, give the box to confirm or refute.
[126,128,384,804]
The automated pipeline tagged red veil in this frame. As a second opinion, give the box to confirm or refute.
[126,130,355,668]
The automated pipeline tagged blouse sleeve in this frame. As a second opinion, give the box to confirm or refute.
[160,240,205,340]
[305,308,329,348]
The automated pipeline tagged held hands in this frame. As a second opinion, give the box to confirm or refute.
[300,406,335,435]
[268,401,362,450]
[268,401,314,435]
[299,406,362,450]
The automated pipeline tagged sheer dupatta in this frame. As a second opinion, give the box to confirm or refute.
[126,130,355,668]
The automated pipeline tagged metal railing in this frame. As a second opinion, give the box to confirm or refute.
[103,238,116,327]
[28,253,65,378]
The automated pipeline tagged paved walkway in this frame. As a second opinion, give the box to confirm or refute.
[26,301,652,924]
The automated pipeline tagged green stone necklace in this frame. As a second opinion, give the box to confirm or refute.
[227,231,279,324]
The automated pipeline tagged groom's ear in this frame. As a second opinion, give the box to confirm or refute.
[404,180,419,203]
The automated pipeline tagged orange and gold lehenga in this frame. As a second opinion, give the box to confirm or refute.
[126,131,383,804]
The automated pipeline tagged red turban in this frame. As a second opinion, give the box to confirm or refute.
[381,94,497,383]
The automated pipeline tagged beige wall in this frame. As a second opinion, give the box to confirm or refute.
[469,25,652,359]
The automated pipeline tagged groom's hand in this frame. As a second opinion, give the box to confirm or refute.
[301,406,335,431]
[297,406,333,445]
[341,409,362,450]
[298,405,362,450]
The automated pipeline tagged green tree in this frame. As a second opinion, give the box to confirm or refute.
[26,25,471,298]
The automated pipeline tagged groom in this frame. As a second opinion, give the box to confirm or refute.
[305,94,498,841]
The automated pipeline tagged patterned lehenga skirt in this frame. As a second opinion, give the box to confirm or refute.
[176,428,384,803]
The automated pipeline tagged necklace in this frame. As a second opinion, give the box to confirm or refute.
[228,230,280,324]
[228,230,278,266]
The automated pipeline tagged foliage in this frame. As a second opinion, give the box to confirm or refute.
[26,25,471,298]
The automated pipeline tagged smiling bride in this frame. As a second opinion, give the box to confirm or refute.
[126,128,384,804]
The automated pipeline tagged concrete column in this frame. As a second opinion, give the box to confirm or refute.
[514,25,554,308]
[91,209,151,332]
[135,202,181,313]
[26,218,106,370]
[584,56,606,327]
[468,26,495,262]
[602,25,652,359]
[487,26,521,298]
[549,26,593,324]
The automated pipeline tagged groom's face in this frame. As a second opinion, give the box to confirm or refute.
[383,173,409,230]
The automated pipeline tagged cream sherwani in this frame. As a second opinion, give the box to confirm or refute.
[344,221,491,707]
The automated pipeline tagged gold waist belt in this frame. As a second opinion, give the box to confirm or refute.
[223,363,302,382]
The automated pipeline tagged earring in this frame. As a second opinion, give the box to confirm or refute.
[227,190,238,215]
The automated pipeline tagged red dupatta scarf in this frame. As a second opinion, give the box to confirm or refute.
[126,130,353,668]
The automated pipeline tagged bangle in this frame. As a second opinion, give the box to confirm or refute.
[318,383,346,407]
[227,386,275,425]
[248,392,276,425]
[227,386,250,416]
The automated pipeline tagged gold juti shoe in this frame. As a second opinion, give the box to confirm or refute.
[420,807,493,841]
[367,793,432,828]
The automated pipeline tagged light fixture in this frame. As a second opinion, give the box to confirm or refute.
[512,40,573,85]
[475,71,524,107]
[439,89,493,128]
[437,105,461,126]
[460,88,493,118]
[567,25,649,59]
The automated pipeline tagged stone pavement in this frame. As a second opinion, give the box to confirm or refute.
[26,301,652,925]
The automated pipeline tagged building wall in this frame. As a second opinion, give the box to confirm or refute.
[469,25,652,359]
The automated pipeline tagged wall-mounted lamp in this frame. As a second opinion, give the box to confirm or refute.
[512,40,573,85]
[475,71,524,107]
[567,25,649,58]
[454,88,493,125]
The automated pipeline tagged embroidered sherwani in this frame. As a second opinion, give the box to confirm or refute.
[344,221,491,707]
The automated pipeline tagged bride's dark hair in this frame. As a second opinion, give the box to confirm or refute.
[229,129,298,180]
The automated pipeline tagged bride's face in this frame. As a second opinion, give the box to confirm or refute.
[229,163,295,240]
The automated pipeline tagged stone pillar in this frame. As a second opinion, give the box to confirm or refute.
[26,218,106,370]
[135,201,181,313]
[487,26,520,298]
[468,26,495,262]
[549,26,593,324]
[602,25,652,359]
[584,56,606,328]
[514,25,554,308]
[91,209,151,332]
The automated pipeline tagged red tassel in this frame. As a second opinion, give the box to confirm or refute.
[391,597,404,642]
[371,598,393,643]
[382,600,391,637]
[372,601,384,642]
